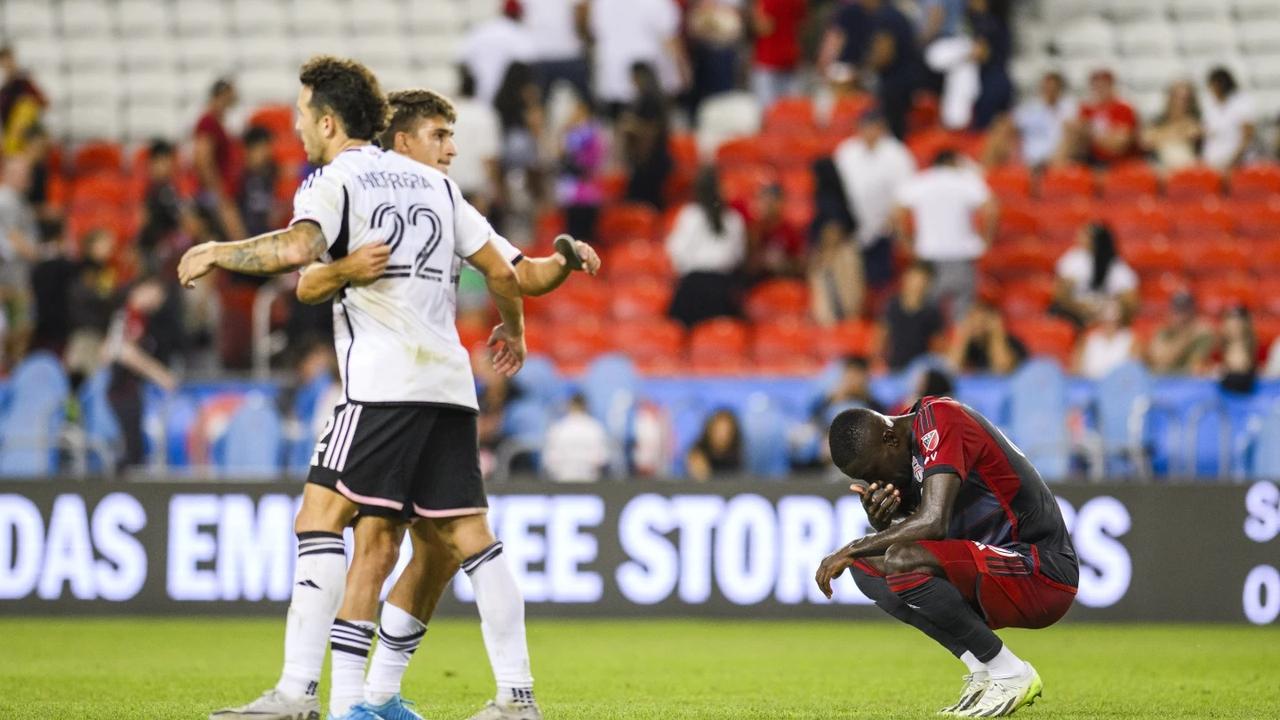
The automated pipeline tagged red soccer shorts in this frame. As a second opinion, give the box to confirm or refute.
[916,540,1077,630]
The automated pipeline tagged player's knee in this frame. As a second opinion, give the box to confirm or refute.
[432,514,496,561]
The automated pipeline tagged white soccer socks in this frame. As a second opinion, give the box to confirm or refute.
[277,531,347,700]
[329,618,376,715]
[364,603,427,706]
[463,542,535,705]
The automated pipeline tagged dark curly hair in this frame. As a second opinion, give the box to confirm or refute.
[378,88,456,149]
[298,55,388,142]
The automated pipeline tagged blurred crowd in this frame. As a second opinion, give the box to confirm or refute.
[3,0,1280,479]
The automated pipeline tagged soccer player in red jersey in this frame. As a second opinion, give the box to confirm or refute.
[816,396,1079,717]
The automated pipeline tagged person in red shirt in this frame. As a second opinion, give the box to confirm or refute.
[750,0,807,108]
[192,78,246,241]
[1058,69,1138,166]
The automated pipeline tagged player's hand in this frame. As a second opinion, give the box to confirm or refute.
[344,243,391,285]
[576,241,601,276]
[815,551,855,599]
[851,482,901,529]
[487,323,526,377]
[177,242,219,288]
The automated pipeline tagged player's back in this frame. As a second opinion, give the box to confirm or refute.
[909,395,1078,588]
[293,146,491,409]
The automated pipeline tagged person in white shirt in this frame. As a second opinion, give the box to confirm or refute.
[1202,67,1256,170]
[458,0,537,104]
[523,0,591,101]
[1051,222,1138,328]
[893,150,997,322]
[832,109,916,287]
[666,167,747,326]
[1076,299,1134,379]
[1013,71,1078,168]
[588,0,688,111]
[542,393,611,482]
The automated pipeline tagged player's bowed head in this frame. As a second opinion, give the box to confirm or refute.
[829,408,916,493]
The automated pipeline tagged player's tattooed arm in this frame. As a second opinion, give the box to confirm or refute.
[178,221,328,286]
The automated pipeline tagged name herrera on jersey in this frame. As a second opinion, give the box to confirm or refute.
[354,170,436,192]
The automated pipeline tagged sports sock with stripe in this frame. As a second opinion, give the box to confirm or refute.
[364,603,427,706]
[329,618,375,716]
[276,531,346,700]
[464,541,535,705]
[887,572,1005,663]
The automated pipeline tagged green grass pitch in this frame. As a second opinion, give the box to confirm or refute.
[1,618,1277,719]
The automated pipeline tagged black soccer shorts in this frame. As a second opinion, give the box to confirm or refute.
[306,402,488,519]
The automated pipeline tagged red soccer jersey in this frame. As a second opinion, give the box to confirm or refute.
[1079,99,1138,163]
[909,396,1079,588]
[754,0,806,70]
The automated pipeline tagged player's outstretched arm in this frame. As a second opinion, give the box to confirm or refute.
[815,472,961,599]
[178,221,328,287]
[296,243,392,304]
[468,241,525,377]
[515,238,602,296]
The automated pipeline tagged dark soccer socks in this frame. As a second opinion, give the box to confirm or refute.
[849,563,972,659]
[887,572,1005,663]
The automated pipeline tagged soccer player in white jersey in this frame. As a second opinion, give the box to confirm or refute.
[292,89,600,720]
[180,56,541,720]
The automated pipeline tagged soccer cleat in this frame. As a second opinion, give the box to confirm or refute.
[360,695,424,720]
[208,689,320,720]
[937,671,990,715]
[954,662,1042,717]
[553,234,585,271]
[466,700,543,720]
[327,703,383,720]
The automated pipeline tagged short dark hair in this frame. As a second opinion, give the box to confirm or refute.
[842,355,870,372]
[299,55,389,142]
[378,88,456,149]
[905,259,935,278]
[828,408,885,473]
[210,77,234,99]
[932,148,960,166]
[244,125,273,147]
[148,139,175,159]
[1208,67,1238,95]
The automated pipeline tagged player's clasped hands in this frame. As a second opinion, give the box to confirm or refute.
[487,323,526,378]
[852,482,901,528]
[345,243,391,285]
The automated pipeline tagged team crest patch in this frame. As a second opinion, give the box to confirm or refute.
[921,429,939,454]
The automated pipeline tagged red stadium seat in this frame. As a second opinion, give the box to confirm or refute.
[1008,317,1077,365]
[720,164,778,204]
[1126,239,1184,276]
[1254,316,1280,350]
[689,319,750,364]
[70,173,130,208]
[1171,200,1234,238]
[997,201,1039,240]
[1166,165,1222,201]
[753,319,821,366]
[598,203,659,242]
[716,136,768,166]
[669,132,699,169]
[1099,163,1159,200]
[1229,165,1280,200]
[537,276,611,321]
[779,166,815,200]
[980,239,1057,277]
[1038,165,1095,200]
[605,238,672,279]
[815,319,879,359]
[611,277,673,320]
[598,171,629,202]
[1137,273,1189,311]
[1036,199,1098,243]
[986,165,1032,200]
[1000,277,1055,318]
[1252,241,1280,273]
[72,142,124,176]
[549,318,614,370]
[619,319,686,362]
[907,128,981,166]
[827,93,876,132]
[745,279,810,321]
[247,105,294,139]
[1179,242,1251,276]
[1197,275,1259,314]
[1106,201,1172,242]
[762,98,817,133]
[1232,199,1280,240]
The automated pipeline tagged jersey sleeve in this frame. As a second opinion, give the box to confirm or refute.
[914,400,970,480]
[449,179,492,259]
[289,168,347,250]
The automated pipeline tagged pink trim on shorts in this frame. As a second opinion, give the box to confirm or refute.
[335,480,404,511]
[412,504,488,518]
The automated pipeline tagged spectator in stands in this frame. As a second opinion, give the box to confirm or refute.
[1076,298,1134,380]
[61,228,122,386]
[589,0,687,117]
[556,88,606,241]
[946,299,1026,374]
[895,365,955,414]
[921,0,1009,131]
[1005,71,1077,168]
[893,149,996,321]
[686,408,743,480]
[238,126,280,240]
[460,0,536,104]
[744,183,806,281]
[686,0,746,114]
[750,0,807,108]
[1202,67,1257,171]
[20,124,57,242]
[192,78,245,242]
[819,0,920,139]
[451,67,505,221]
[542,393,611,482]
[0,46,46,155]
[666,167,746,327]
[813,355,885,423]
[1146,291,1215,375]
[882,261,945,371]
[967,0,1013,130]
[524,0,591,101]
[28,220,74,355]
[833,109,915,288]
[620,62,674,208]
[495,62,548,205]
[1051,222,1138,328]
[138,141,184,273]
[916,0,966,48]
[0,157,38,362]
[809,215,864,326]
[1217,305,1259,394]
[1057,69,1138,167]
[1140,80,1202,172]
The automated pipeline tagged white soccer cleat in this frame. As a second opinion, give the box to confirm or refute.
[954,662,1042,717]
[208,689,320,720]
[938,671,990,715]
[466,700,543,720]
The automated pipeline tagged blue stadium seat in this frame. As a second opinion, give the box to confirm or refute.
[1007,359,1070,481]
[741,394,790,478]
[511,354,564,405]
[286,374,337,474]
[0,352,70,477]
[581,353,638,429]
[216,394,283,478]
[1095,361,1152,478]
[1248,402,1280,479]
[78,367,122,473]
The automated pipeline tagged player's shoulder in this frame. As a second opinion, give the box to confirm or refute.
[911,395,969,434]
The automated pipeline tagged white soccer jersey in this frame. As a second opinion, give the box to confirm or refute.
[291,145,501,410]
